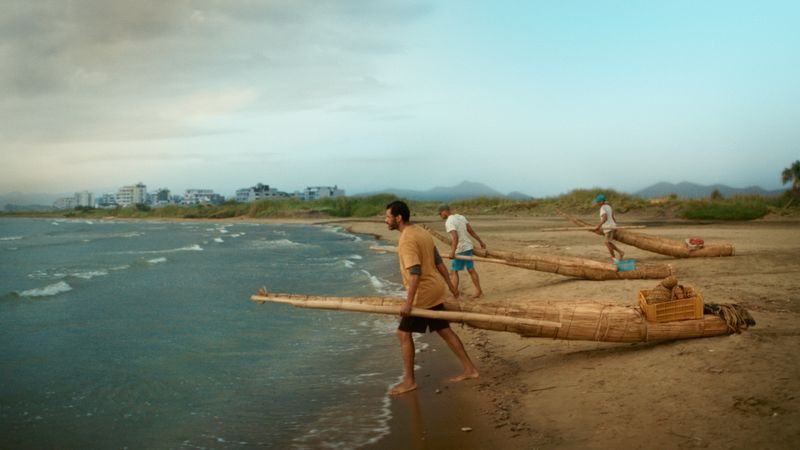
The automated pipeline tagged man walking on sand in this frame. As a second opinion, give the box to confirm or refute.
[385,200,479,396]
[593,194,625,262]
[438,204,486,298]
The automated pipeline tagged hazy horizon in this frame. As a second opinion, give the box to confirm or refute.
[2,1,798,197]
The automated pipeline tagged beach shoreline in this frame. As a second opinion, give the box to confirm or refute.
[8,213,799,448]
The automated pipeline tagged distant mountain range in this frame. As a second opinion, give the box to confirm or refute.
[356,181,532,202]
[632,182,784,199]
[358,180,785,201]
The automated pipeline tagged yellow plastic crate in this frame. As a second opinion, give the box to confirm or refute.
[638,289,704,323]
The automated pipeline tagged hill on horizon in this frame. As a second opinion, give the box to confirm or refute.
[355,181,533,202]
[633,182,785,199]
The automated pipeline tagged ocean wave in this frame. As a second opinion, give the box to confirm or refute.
[213,238,224,243]
[119,244,204,254]
[249,239,315,250]
[343,260,356,269]
[360,270,405,297]
[321,225,363,242]
[147,257,167,264]
[18,281,73,298]
[0,236,23,241]
[72,270,109,280]
[28,269,109,280]
[345,254,363,260]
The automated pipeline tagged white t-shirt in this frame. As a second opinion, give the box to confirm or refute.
[599,204,617,230]
[445,214,474,253]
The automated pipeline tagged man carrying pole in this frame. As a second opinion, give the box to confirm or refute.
[437,204,486,298]
[385,200,479,395]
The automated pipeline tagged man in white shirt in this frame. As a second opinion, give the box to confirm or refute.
[438,204,486,298]
[592,194,625,262]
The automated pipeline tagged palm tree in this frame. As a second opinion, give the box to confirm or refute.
[782,160,800,207]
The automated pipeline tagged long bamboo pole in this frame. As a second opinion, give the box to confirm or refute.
[250,291,748,342]
[251,293,562,328]
[418,224,673,280]
[540,226,647,232]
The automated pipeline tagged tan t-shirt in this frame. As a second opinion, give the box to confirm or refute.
[397,224,446,309]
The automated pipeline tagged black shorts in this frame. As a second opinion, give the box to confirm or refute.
[398,303,450,333]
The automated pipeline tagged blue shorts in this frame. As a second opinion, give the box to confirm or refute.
[451,250,475,271]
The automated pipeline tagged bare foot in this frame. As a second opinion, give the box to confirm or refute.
[448,371,479,382]
[389,381,417,396]
[472,291,483,299]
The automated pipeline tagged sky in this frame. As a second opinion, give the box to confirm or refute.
[1,0,799,198]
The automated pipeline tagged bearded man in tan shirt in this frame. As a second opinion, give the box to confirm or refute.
[385,200,479,395]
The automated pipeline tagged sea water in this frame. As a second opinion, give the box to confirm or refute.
[0,218,408,449]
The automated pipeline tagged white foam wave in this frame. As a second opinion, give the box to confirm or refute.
[19,281,72,298]
[72,270,109,280]
[343,260,356,269]
[117,232,144,238]
[121,244,204,254]
[0,236,23,241]
[321,225,363,242]
[346,254,363,260]
[361,270,405,297]
[250,239,313,250]
[147,257,167,264]
[213,238,224,243]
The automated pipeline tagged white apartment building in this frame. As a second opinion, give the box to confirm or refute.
[304,185,345,201]
[235,183,288,202]
[183,189,224,205]
[117,183,147,207]
[75,191,94,207]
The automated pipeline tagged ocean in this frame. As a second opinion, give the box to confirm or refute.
[0,218,412,449]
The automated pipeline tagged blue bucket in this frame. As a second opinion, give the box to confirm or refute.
[615,259,636,272]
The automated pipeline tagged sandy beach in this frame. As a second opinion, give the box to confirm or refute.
[340,214,800,449]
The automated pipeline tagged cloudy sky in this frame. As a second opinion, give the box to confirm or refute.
[2,0,798,197]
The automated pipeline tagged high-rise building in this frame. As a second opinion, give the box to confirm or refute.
[75,191,94,207]
[117,183,147,206]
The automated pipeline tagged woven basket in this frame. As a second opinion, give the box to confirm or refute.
[638,289,704,323]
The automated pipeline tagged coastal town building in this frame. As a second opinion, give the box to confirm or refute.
[75,191,94,207]
[53,197,77,209]
[303,185,345,201]
[150,188,173,207]
[117,183,147,207]
[235,183,289,202]
[96,194,117,208]
[183,189,225,205]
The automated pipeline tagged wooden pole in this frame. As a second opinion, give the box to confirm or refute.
[540,226,647,232]
[251,293,562,328]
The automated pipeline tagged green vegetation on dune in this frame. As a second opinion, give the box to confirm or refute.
[2,190,798,221]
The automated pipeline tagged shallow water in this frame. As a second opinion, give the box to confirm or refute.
[0,218,407,449]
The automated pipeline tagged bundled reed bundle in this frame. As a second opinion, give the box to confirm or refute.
[419,224,673,280]
[558,213,735,258]
[251,290,751,343]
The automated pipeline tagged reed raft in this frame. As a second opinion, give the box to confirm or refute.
[251,291,746,343]
[559,213,735,258]
[419,224,673,280]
